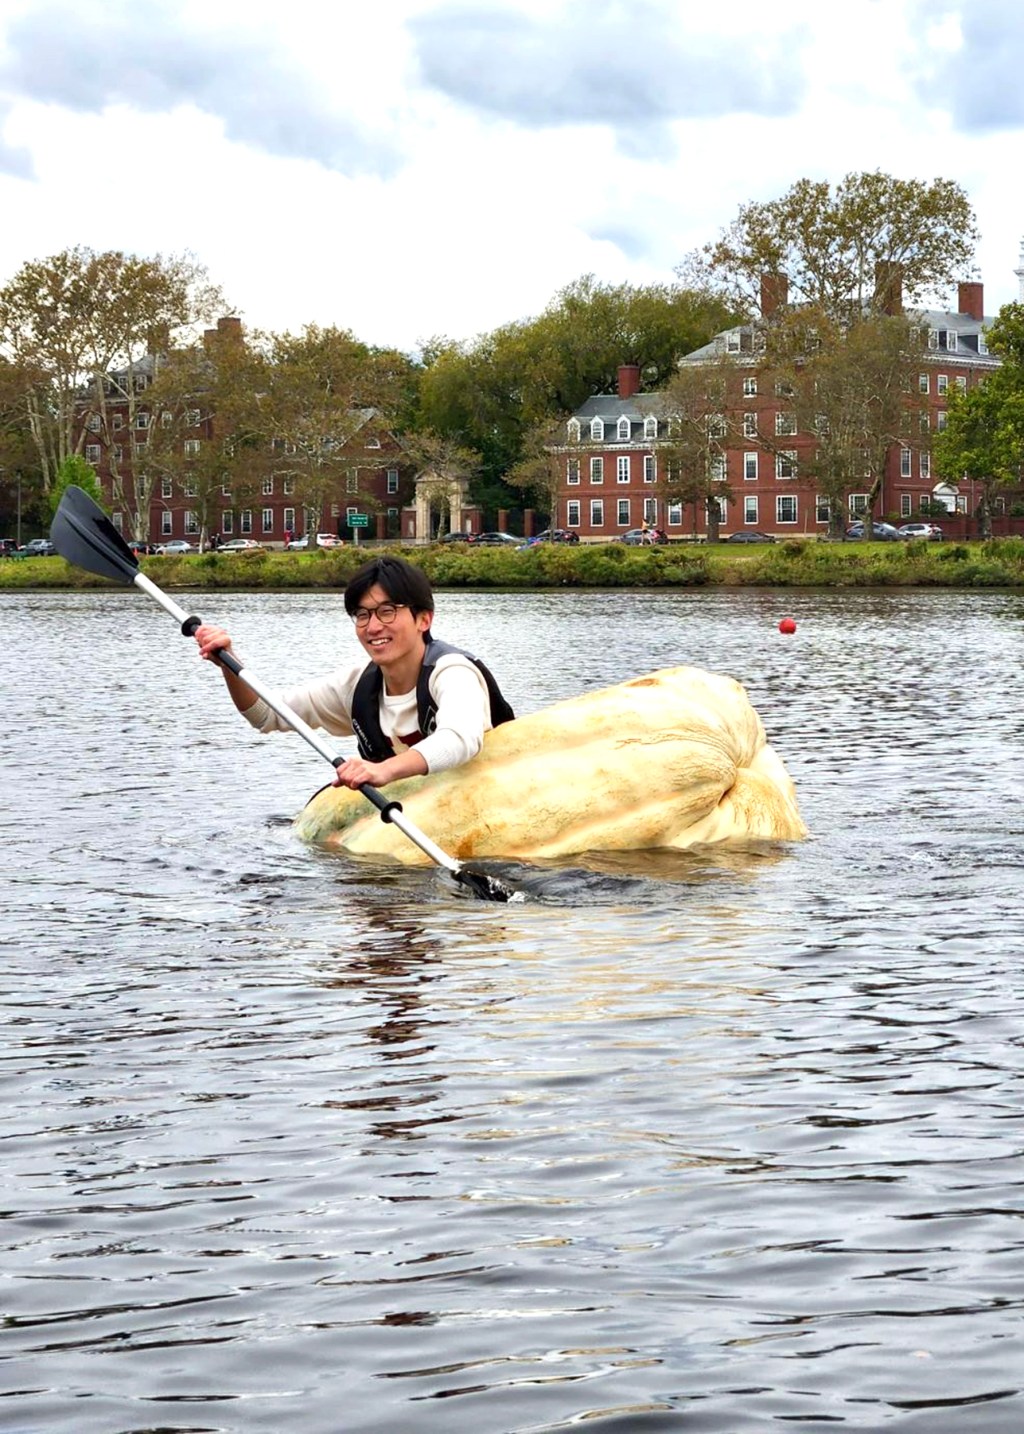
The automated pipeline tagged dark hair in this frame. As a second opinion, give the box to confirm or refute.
[343,555,435,618]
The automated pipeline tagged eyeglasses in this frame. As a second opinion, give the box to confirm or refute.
[351,602,407,628]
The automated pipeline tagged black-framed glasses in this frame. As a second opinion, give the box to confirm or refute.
[352,602,407,628]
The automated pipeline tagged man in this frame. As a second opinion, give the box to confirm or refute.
[193,555,513,789]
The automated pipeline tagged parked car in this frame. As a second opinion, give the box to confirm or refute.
[845,522,902,541]
[219,538,264,552]
[524,528,580,546]
[436,530,473,543]
[473,531,521,546]
[619,527,668,545]
[0,537,19,556]
[897,522,944,540]
[154,539,195,554]
[724,530,778,544]
[129,540,160,556]
[20,537,57,556]
[316,532,344,548]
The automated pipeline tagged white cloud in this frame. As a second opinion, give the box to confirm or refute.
[0,0,1021,352]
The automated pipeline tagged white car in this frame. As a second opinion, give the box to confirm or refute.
[219,538,263,552]
[316,532,344,548]
[154,539,195,554]
[897,522,944,541]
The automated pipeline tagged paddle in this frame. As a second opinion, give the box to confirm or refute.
[50,486,521,903]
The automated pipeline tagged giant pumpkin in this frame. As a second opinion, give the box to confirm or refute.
[294,665,807,861]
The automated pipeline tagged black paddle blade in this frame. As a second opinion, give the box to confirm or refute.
[51,485,139,584]
[455,867,522,903]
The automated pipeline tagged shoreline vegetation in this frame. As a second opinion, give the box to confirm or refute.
[5,537,1024,591]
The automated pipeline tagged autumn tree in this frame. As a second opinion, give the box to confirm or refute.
[762,307,929,536]
[934,303,1024,538]
[0,247,224,494]
[687,172,978,322]
[399,430,482,537]
[659,360,735,542]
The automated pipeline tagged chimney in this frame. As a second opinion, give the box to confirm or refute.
[958,281,984,321]
[873,261,903,315]
[217,315,243,339]
[617,364,640,399]
[760,272,789,318]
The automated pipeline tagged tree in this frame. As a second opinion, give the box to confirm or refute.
[659,361,734,542]
[504,417,578,522]
[933,304,1024,538]
[400,430,482,537]
[0,247,224,494]
[49,454,105,518]
[764,307,929,537]
[688,172,978,323]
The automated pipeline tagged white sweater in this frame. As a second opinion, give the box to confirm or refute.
[241,652,491,772]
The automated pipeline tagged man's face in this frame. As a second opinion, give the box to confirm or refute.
[352,582,431,673]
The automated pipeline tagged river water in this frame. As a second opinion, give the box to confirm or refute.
[2,585,1024,1433]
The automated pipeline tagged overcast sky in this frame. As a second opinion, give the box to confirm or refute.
[1,0,1022,353]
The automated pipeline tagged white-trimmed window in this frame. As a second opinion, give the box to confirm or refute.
[712,496,727,524]
[262,475,274,495]
[919,374,929,393]
[161,410,173,428]
[221,511,234,534]
[112,414,123,430]
[184,439,200,457]
[744,495,758,524]
[937,411,947,431]
[185,511,199,534]
[774,379,794,398]
[937,374,948,395]
[161,510,173,535]
[617,498,630,525]
[262,508,274,534]
[590,417,604,440]
[849,493,868,516]
[567,458,580,485]
[221,482,231,496]
[590,456,604,484]
[113,444,123,463]
[667,502,683,525]
[161,477,172,499]
[955,375,967,393]
[567,499,581,527]
[901,493,913,517]
[86,413,101,432]
[283,476,294,495]
[616,455,630,484]
[643,497,656,523]
[85,443,101,464]
[187,408,201,427]
[979,332,989,355]
[928,328,939,350]
[900,448,912,478]
[776,450,797,479]
[590,498,604,526]
[947,330,958,351]
[743,412,757,437]
[567,418,581,441]
[240,509,253,534]
[183,478,197,497]
[709,454,726,482]
[644,416,658,439]
[920,451,931,479]
[365,435,381,449]
[112,512,123,532]
[743,452,758,481]
[642,453,655,483]
[776,494,797,524]
[617,416,630,440]
[743,375,757,397]
[387,468,399,494]
[726,331,741,353]
[135,412,149,429]
[283,507,295,533]
[775,411,797,436]
[815,495,830,524]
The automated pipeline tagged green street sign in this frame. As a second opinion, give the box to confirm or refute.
[347,514,369,527]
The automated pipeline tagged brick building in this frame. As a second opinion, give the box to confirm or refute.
[550,273,1010,542]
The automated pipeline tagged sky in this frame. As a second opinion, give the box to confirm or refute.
[1,0,1023,355]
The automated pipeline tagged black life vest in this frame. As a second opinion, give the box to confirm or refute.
[350,637,514,763]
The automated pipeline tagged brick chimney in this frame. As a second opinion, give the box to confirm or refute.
[617,364,640,399]
[217,315,243,339]
[873,261,903,315]
[760,272,789,318]
[958,281,984,321]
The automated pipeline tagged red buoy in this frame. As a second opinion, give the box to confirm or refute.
[778,617,797,634]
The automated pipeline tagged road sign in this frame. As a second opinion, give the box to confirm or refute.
[347,513,369,527]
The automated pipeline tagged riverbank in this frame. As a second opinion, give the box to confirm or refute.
[5,536,1024,590]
